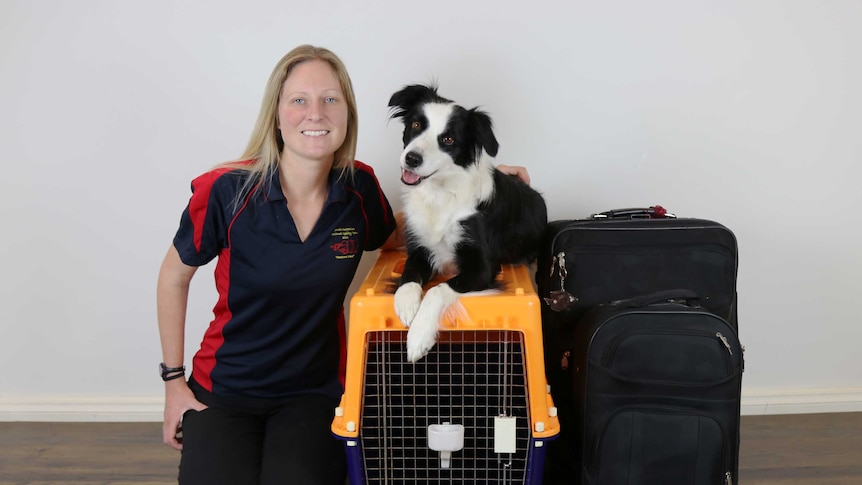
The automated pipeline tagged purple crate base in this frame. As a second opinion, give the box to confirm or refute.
[337,435,553,485]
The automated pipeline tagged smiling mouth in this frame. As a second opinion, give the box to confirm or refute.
[401,169,434,186]
[302,130,329,137]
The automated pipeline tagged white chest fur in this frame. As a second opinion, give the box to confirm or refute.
[402,157,496,271]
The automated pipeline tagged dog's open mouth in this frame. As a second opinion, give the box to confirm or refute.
[401,169,423,186]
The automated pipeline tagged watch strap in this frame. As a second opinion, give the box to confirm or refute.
[160,362,186,381]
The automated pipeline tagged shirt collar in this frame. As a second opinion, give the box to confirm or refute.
[261,167,349,204]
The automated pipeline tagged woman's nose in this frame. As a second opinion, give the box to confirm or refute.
[306,99,324,120]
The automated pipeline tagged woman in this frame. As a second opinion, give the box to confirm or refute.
[157,44,529,484]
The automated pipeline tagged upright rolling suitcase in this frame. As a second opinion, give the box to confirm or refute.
[572,290,743,485]
[535,207,740,484]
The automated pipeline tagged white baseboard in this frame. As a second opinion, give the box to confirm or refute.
[0,396,164,422]
[1,388,861,421]
[740,387,862,415]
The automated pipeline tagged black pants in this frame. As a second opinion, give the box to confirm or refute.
[178,378,347,485]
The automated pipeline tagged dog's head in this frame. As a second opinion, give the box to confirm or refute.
[388,84,499,186]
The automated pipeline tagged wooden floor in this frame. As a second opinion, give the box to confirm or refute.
[1,413,860,484]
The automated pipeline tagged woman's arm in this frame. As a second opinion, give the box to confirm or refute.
[382,211,407,249]
[156,245,207,450]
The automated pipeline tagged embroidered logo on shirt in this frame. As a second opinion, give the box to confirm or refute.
[331,227,359,259]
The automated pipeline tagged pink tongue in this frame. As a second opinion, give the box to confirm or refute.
[401,169,421,185]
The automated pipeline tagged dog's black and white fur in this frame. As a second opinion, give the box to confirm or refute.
[388,84,548,362]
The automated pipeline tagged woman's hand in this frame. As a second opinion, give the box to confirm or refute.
[496,164,531,185]
[162,379,208,450]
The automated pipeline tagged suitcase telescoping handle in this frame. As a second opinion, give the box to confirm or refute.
[611,289,700,308]
[590,205,676,220]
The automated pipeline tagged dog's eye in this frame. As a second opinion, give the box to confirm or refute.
[411,121,421,131]
[442,136,455,145]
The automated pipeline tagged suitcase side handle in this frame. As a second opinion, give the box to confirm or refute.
[590,206,676,220]
[611,289,700,308]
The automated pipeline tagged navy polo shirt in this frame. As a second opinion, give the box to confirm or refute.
[173,161,395,399]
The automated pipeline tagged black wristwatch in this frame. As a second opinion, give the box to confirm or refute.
[160,363,186,382]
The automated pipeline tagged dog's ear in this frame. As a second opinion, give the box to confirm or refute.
[388,84,439,120]
[469,109,499,158]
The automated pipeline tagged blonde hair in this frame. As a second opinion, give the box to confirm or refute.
[222,45,359,208]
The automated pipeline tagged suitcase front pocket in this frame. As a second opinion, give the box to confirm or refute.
[586,407,732,485]
[599,328,736,385]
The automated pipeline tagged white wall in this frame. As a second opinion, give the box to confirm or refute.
[1,0,860,420]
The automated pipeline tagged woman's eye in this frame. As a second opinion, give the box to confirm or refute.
[411,121,421,131]
[325,97,336,103]
[292,98,305,105]
[442,136,454,145]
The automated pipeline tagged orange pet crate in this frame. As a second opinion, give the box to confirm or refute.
[332,249,559,484]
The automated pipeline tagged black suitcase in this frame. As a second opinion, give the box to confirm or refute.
[571,291,743,485]
[536,207,740,484]
[537,207,738,326]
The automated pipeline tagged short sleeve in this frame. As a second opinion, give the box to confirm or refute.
[353,161,396,251]
[172,169,234,266]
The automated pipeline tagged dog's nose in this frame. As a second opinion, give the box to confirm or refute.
[405,152,422,169]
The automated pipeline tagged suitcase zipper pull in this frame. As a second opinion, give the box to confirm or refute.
[547,252,568,286]
[560,351,571,371]
[716,332,733,355]
[557,251,568,288]
[543,252,578,311]
[725,471,733,485]
[548,252,559,279]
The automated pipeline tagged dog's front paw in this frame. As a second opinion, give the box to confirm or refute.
[404,284,459,362]
[406,313,439,362]
[394,282,423,327]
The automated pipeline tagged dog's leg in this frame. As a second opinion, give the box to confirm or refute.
[394,248,435,328]
[406,282,460,362]
[394,282,423,328]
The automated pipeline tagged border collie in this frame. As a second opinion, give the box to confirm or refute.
[388,84,548,362]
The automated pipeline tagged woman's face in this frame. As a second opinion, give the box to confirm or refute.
[277,59,348,166]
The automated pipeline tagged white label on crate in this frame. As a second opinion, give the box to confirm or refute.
[494,416,518,454]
